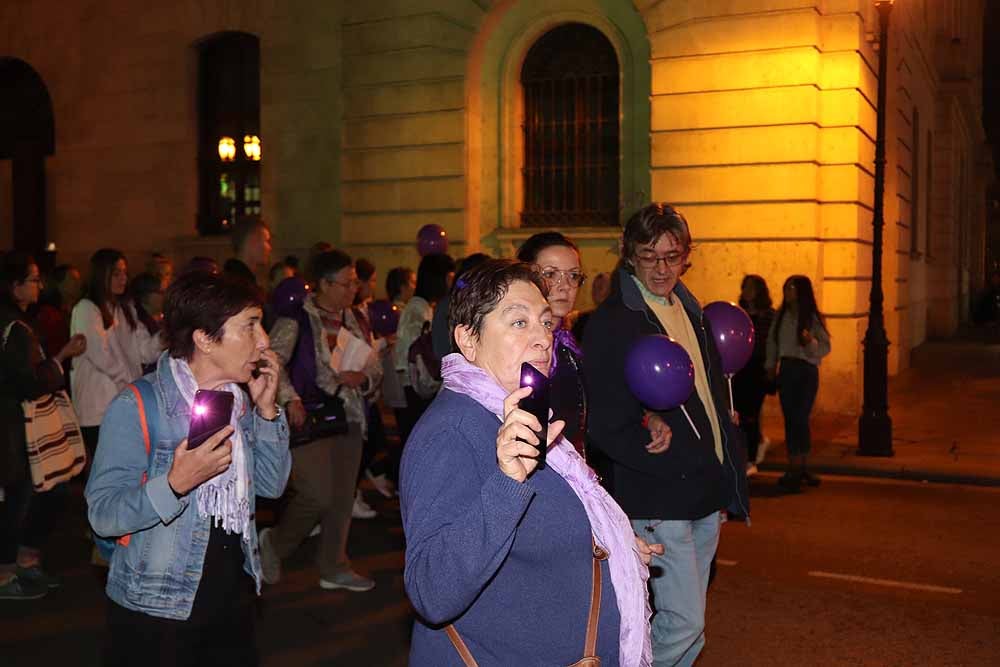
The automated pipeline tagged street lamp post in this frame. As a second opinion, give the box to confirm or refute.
[858,0,895,457]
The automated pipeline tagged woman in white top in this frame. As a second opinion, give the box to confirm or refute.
[764,275,831,492]
[392,253,454,447]
[71,249,163,457]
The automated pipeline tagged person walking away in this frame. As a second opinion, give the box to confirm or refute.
[261,250,382,592]
[583,203,749,667]
[732,275,776,473]
[393,253,454,448]
[765,275,831,492]
[223,216,272,288]
[0,252,87,599]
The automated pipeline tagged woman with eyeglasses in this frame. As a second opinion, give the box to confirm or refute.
[516,232,589,456]
[260,250,383,593]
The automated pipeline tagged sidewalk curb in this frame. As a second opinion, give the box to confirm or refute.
[759,463,1000,488]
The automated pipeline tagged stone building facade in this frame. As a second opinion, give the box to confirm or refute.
[0,0,992,413]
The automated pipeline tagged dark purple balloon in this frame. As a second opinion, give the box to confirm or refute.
[417,224,448,256]
[271,276,309,319]
[368,299,400,336]
[703,301,755,376]
[625,335,695,410]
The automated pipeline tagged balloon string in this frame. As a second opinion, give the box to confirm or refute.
[681,406,701,440]
[726,374,734,416]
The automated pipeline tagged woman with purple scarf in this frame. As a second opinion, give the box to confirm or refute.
[401,260,661,666]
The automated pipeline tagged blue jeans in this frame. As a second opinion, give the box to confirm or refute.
[632,513,722,667]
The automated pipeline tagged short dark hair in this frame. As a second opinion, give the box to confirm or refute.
[181,256,220,276]
[163,272,264,360]
[230,215,269,253]
[0,251,36,305]
[415,253,456,303]
[385,266,413,302]
[516,232,579,264]
[308,250,353,285]
[621,203,693,274]
[448,259,546,352]
[355,258,376,282]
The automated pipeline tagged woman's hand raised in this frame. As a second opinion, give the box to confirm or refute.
[497,386,565,483]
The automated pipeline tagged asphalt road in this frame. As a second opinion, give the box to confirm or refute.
[1,474,998,666]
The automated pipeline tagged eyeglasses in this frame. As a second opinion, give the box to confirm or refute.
[634,251,688,269]
[539,268,586,288]
[328,278,361,289]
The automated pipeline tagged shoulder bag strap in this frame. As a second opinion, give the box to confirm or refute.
[444,538,606,666]
[117,378,158,548]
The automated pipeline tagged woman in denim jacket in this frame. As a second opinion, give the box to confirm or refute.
[85,271,291,667]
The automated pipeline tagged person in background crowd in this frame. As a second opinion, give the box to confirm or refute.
[516,233,587,455]
[350,257,389,517]
[394,253,455,448]
[401,259,661,666]
[733,275,776,474]
[584,203,749,667]
[765,275,831,493]
[261,250,382,593]
[145,253,174,292]
[72,250,165,467]
[224,216,272,287]
[129,273,167,375]
[181,256,220,276]
[304,242,334,288]
[572,271,611,342]
[1,252,87,600]
[35,264,84,361]
[269,261,296,292]
[85,271,290,666]
[380,267,415,475]
[431,253,490,361]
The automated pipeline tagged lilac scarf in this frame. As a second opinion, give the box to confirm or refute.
[440,353,652,666]
[169,357,252,540]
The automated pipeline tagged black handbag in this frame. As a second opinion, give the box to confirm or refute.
[290,389,349,447]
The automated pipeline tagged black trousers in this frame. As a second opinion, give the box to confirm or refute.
[777,358,819,457]
[732,368,768,462]
[104,600,258,667]
[0,468,68,564]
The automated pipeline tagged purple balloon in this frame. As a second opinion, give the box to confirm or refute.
[417,224,449,256]
[368,299,400,336]
[703,301,755,376]
[625,335,695,411]
[271,276,309,319]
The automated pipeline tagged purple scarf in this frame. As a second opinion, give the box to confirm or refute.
[440,353,652,666]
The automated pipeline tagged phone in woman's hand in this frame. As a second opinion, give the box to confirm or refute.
[518,362,550,469]
[187,389,235,449]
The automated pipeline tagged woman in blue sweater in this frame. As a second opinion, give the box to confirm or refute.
[401,260,660,666]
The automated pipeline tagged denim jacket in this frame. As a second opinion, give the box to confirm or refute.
[85,353,291,621]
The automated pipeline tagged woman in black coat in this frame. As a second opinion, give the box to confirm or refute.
[0,252,86,600]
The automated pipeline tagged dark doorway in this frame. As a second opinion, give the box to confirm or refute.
[0,58,55,254]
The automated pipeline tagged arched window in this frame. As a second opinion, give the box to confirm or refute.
[520,24,620,227]
[197,32,260,236]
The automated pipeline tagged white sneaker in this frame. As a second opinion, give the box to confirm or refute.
[755,436,771,465]
[746,463,758,477]
[352,491,377,519]
[365,469,396,498]
[309,523,321,538]
[319,569,375,592]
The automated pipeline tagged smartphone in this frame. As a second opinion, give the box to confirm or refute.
[187,389,235,449]
[518,362,550,469]
[250,358,269,380]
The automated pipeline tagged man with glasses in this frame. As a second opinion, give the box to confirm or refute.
[582,203,749,667]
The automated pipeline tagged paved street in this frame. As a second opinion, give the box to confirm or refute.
[2,471,999,666]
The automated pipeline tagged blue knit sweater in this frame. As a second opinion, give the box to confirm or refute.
[401,389,621,666]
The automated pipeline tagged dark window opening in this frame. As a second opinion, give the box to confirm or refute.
[197,32,260,236]
[520,24,620,228]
